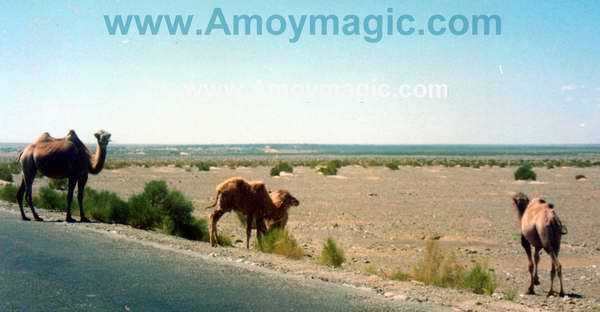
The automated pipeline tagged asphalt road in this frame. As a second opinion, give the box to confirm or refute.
[0,209,445,312]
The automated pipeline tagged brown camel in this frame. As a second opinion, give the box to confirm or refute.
[17,129,111,222]
[263,190,300,230]
[513,192,567,297]
[205,177,274,248]
[235,189,300,231]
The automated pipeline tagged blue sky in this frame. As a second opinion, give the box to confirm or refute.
[1,1,599,144]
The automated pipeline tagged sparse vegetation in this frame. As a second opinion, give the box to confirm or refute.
[514,163,537,181]
[389,269,410,281]
[364,264,379,275]
[318,160,343,176]
[48,178,67,190]
[504,288,518,302]
[36,186,67,211]
[194,161,217,172]
[384,161,400,171]
[270,162,294,176]
[0,162,19,182]
[257,228,304,259]
[412,240,464,288]
[463,263,497,295]
[0,184,18,203]
[319,238,345,267]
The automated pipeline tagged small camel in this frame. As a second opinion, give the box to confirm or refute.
[263,190,299,230]
[17,130,111,222]
[205,177,272,248]
[513,192,567,297]
[235,189,300,231]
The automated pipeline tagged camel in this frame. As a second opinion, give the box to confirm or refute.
[263,190,300,230]
[17,129,111,222]
[512,192,567,297]
[205,177,275,248]
[235,189,300,231]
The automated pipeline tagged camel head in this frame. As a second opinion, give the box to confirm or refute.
[512,192,530,217]
[272,190,300,209]
[94,130,111,147]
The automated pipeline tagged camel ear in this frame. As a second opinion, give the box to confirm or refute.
[94,132,101,140]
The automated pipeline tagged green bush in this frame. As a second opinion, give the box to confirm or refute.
[318,160,343,176]
[82,189,129,224]
[270,162,294,176]
[319,238,345,267]
[412,240,464,288]
[257,228,304,259]
[48,179,68,191]
[0,165,13,182]
[127,193,162,229]
[514,163,537,181]
[0,184,18,203]
[36,187,67,211]
[463,263,496,295]
[194,161,217,171]
[385,161,400,171]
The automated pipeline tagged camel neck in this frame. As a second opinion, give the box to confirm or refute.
[89,144,107,174]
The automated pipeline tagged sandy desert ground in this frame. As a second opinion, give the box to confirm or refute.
[6,165,600,311]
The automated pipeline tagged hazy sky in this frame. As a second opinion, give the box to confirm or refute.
[1,1,599,144]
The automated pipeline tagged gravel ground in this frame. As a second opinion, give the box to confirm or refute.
[6,165,600,311]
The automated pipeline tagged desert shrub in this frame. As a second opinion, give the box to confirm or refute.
[463,263,496,295]
[48,179,68,191]
[389,269,410,281]
[194,161,216,172]
[270,162,294,176]
[142,180,169,207]
[514,163,536,181]
[257,228,304,259]
[319,238,345,267]
[385,161,400,171]
[82,189,129,224]
[216,232,233,247]
[36,187,67,211]
[0,165,13,182]
[504,288,518,302]
[412,240,464,288]
[364,264,379,276]
[318,160,343,176]
[0,184,18,203]
[127,193,162,229]
[158,189,210,241]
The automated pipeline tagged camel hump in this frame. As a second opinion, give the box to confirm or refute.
[34,132,53,143]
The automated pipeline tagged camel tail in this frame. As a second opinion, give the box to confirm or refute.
[205,191,221,209]
[16,150,23,162]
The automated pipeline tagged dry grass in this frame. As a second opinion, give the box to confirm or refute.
[319,238,346,268]
[257,229,304,259]
[412,240,464,288]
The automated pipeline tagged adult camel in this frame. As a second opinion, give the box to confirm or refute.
[513,192,567,297]
[17,129,111,222]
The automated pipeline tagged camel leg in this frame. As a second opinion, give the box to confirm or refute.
[16,178,29,221]
[548,251,565,297]
[256,214,267,242]
[65,177,77,223]
[209,210,224,247]
[533,247,541,285]
[77,174,90,223]
[24,176,42,222]
[245,212,254,249]
[521,235,535,295]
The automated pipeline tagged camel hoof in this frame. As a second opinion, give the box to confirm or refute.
[80,217,91,223]
[534,277,540,285]
[526,289,535,295]
[34,216,44,222]
[559,292,565,297]
[65,217,77,223]
[547,291,556,297]
[21,216,31,221]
